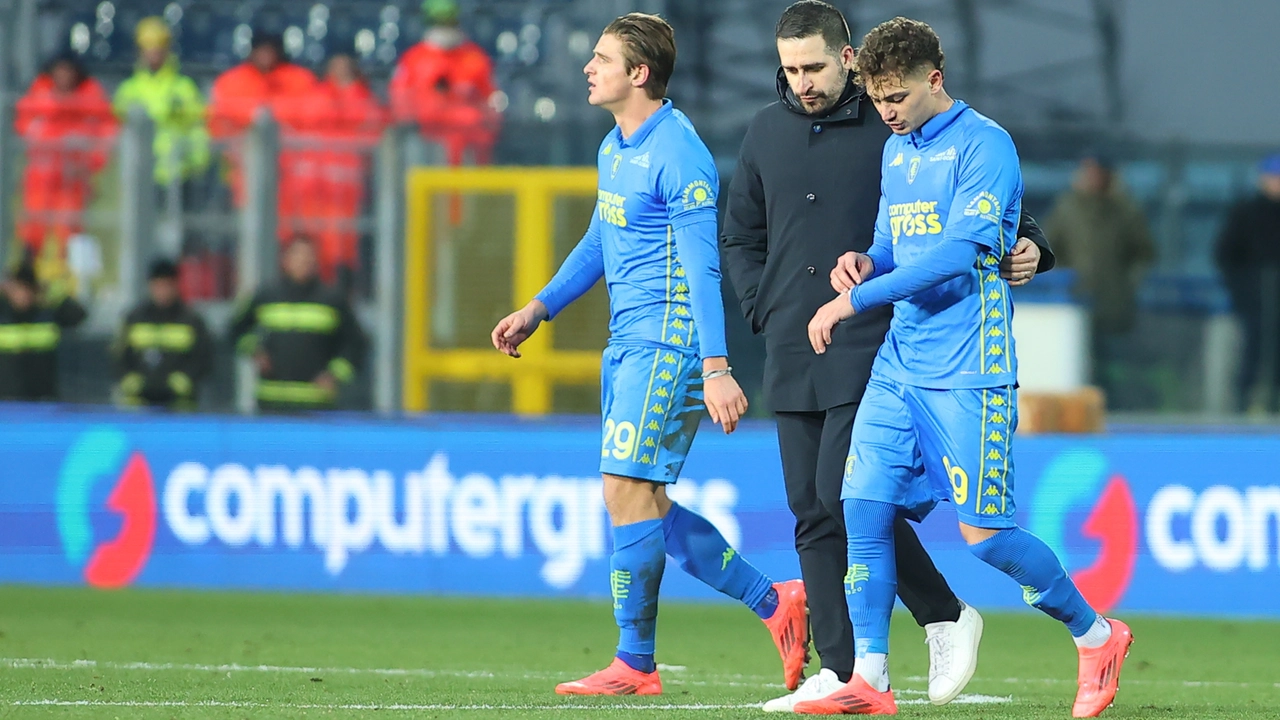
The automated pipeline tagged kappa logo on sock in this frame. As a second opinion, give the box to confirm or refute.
[610,569,632,609]
[721,548,735,570]
[1021,584,1042,606]
[844,564,870,594]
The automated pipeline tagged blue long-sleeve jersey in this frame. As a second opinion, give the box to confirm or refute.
[849,100,1023,389]
[534,100,728,359]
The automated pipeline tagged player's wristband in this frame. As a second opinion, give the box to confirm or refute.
[701,367,732,380]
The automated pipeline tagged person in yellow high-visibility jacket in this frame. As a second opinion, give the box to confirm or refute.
[113,16,210,189]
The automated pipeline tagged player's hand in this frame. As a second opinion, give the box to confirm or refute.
[831,252,875,293]
[808,294,856,354]
[491,301,548,358]
[703,373,748,434]
[1000,237,1040,286]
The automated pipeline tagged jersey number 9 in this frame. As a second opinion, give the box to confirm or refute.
[943,455,969,506]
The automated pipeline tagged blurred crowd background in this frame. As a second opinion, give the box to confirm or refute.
[0,0,1278,420]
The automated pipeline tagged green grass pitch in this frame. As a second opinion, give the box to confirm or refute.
[0,586,1277,718]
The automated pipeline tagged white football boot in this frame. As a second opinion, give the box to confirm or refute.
[762,668,844,712]
[925,600,984,705]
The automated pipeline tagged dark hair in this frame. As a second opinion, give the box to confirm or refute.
[602,13,676,100]
[854,16,946,85]
[148,258,179,280]
[775,1,851,53]
[250,31,285,53]
[43,51,88,85]
[10,262,38,289]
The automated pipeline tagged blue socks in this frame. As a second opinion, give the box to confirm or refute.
[969,526,1098,636]
[843,499,899,658]
[612,505,778,674]
[611,519,665,672]
[662,502,776,618]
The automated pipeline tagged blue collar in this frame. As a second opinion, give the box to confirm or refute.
[910,99,968,147]
[617,99,673,148]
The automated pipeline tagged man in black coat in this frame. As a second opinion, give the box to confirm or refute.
[719,2,1055,709]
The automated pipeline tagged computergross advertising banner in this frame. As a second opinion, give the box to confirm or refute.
[0,406,1275,616]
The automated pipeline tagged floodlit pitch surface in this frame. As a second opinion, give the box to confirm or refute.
[1,586,1277,719]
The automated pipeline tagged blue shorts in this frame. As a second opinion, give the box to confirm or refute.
[599,343,705,483]
[842,374,1018,529]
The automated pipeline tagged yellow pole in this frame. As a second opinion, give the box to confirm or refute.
[511,185,552,415]
[402,172,433,411]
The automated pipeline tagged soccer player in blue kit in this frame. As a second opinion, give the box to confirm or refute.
[794,18,1134,717]
[490,13,809,696]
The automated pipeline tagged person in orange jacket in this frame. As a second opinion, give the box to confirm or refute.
[14,53,117,255]
[389,0,500,165]
[292,53,387,285]
[208,32,316,217]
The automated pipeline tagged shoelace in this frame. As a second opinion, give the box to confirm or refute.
[926,631,953,680]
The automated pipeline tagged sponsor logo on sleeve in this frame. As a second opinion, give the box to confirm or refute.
[681,180,715,210]
[963,192,1002,223]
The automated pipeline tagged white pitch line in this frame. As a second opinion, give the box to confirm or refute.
[0,657,789,690]
[904,674,1280,690]
[9,700,764,710]
[10,696,1013,711]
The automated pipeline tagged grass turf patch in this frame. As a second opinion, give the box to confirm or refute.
[0,585,1277,718]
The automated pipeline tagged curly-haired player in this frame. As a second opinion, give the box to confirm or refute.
[793,17,1134,717]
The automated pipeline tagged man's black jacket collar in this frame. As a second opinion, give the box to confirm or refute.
[775,67,865,122]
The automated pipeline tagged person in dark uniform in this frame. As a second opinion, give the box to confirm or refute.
[719,1,1055,709]
[230,237,365,412]
[0,261,87,401]
[1216,152,1280,413]
[115,258,213,409]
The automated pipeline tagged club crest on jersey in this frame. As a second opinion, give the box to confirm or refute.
[907,156,922,184]
[610,153,623,179]
[963,191,1002,223]
[681,180,715,210]
[888,152,904,167]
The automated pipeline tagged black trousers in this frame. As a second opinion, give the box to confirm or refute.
[776,402,962,676]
